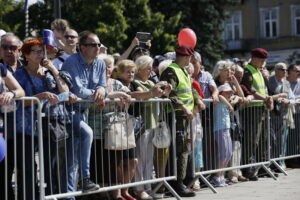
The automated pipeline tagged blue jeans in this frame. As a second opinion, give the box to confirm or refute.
[66,110,93,195]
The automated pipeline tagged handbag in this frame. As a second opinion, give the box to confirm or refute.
[192,112,203,140]
[104,112,136,150]
[152,109,171,148]
[43,118,69,142]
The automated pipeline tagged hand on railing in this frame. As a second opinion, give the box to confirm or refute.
[40,91,58,105]
[211,93,219,104]
[265,95,274,111]
[0,91,14,105]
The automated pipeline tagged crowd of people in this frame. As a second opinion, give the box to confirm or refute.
[0,18,299,200]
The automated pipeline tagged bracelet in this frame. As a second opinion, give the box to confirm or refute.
[9,90,16,98]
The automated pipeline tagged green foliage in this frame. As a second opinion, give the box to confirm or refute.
[0,0,21,32]
[1,0,237,66]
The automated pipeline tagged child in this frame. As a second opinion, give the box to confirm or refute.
[212,83,236,187]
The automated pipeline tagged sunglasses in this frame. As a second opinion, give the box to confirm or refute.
[82,43,102,48]
[278,68,287,72]
[64,35,78,39]
[1,44,18,51]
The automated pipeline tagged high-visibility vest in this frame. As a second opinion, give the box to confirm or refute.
[245,64,267,107]
[168,63,194,112]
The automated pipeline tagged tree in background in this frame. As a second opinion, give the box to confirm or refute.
[150,0,239,69]
[2,0,236,67]
[0,0,23,33]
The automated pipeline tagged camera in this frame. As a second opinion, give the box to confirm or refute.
[136,32,150,49]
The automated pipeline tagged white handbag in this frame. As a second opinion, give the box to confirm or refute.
[104,112,136,150]
[152,121,171,148]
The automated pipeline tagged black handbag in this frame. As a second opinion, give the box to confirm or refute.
[43,118,69,142]
[230,112,243,142]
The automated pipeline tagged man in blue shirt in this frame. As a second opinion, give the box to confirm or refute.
[61,31,106,195]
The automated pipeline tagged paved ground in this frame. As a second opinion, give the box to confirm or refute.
[170,168,300,200]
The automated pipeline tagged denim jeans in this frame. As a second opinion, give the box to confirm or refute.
[66,110,93,195]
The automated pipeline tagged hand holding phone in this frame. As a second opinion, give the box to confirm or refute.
[136,32,151,49]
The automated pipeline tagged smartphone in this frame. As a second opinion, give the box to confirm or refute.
[136,32,150,49]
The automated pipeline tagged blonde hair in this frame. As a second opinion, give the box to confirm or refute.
[135,55,153,73]
[115,59,136,78]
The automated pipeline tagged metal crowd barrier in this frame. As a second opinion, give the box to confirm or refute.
[0,97,44,200]
[189,99,278,193]
[42,98,178,200]
[2,97,300,200]
[269,101,300,174]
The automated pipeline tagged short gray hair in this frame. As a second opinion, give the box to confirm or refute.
[275,62,287,70]
[193,51,201,62]
[0,32,22,47]
[135,55,153,72]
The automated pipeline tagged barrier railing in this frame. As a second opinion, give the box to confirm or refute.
[269,101,300,175]
[0,97,44,200]
[42,98,178,200]
[1,97,299,199]
[190,99,277,193]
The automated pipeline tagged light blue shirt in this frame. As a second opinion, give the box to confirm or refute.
[61,52,106,99]
[213,102,230,132]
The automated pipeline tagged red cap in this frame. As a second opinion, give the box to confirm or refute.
[251,48,269,59]
[175,45,194,56]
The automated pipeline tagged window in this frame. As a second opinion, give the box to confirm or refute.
[224,11,242,41]
[261,7,279,38]
[291,5,300,36]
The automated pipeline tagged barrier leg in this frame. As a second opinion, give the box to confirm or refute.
[150,181,163,194]
[198,174,217,194]
[271,160,288,176]
[163,180,182,200]
[261,164,277,180]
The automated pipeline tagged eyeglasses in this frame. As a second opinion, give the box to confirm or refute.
[1,44,18,51]
[82,43,101,48]
[31,49,44,55]
[64,35,78,39]
[278,68,287,72]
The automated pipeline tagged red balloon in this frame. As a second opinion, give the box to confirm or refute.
[178,28,197,48]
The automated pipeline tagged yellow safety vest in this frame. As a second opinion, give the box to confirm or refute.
[168,63,194,112]
[245,64,267,107]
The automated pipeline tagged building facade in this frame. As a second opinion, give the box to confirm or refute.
[224,0,300,66]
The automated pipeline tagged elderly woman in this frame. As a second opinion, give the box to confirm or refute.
[114,59,170,200]
[89,54,131,200]
[0,62,25,200]
[13,38,69,199]
[133,55,172,200]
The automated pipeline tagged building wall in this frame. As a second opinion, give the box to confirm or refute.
[224,0,300,65]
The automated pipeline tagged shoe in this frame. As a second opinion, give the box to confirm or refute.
[191,179,201,191]
[248,175,258,181]
[82,177,100,192]
[123,194,137,200]
[137,192,153,200]
[220,177,229,186]
[211,176,226,187]
[237,175,248,182]
[151,193,164,199]
[229,176,239,183]
[172,182,196,197]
